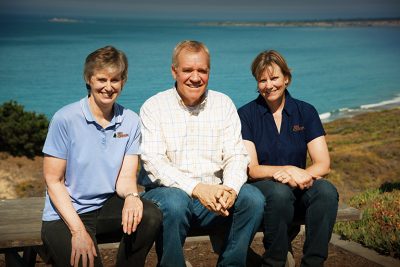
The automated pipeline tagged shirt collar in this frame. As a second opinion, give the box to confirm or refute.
[173,84,208,114]
[256,90,295,116]
[80,96,123,127]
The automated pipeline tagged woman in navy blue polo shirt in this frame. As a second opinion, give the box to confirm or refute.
[41,46,162,267]
[238,50,338,267]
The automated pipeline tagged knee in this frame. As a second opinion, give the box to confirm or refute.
[142,200,163,230]
[151,188,192,222]
[312,179,339,205]
[236,184,265,211]
[265,183,294,205]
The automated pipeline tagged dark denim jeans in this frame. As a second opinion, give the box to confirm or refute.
[251,179,339,267]
[142,184,265,267]
[41,194,162,267]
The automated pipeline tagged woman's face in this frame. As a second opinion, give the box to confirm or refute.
[88,67,124,108]
[257,63,288,103]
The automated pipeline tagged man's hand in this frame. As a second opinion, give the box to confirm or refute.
[192,183,235,216]
[70,229,97,267]
[122,196,143,234]
[215,186,236,211]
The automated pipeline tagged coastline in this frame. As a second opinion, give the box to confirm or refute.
[320,94,400,123]
[198,18,400,28]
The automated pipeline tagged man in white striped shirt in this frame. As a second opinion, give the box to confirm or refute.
[139,40,264,267]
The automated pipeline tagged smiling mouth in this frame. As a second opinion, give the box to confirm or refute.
[101,92,115,98]
[186,84,202,88]
[261,88,279,95]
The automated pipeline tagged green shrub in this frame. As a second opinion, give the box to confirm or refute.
[334,183,400,258]
[0,101,49,158]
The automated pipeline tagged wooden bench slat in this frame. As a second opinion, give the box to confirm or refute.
[0,197,362,251]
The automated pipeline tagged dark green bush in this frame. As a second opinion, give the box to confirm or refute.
[334,184,400,258]
[0,101,49,158]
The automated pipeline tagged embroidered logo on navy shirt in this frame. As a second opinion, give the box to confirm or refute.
[292,125,305,132]
[113,132,129,138]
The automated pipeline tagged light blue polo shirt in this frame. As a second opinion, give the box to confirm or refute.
[42,96,141,221]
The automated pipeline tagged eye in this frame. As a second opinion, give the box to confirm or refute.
[198,69,209,74]
[181,68,192,73]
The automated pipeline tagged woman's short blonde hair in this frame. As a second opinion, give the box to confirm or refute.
[251,50,292,86]
[83,46,128,92]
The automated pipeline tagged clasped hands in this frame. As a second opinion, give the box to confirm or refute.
[192,183,237,217]
[273,166,315,190]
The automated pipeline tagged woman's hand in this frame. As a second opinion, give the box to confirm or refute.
[70,229,97,267]
[273,166,313,189]
[122,196,143,234]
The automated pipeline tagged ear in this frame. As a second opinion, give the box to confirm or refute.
[171,64,177,80]
[284,77,289,85]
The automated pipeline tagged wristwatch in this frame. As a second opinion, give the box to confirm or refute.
[125,192,140,199]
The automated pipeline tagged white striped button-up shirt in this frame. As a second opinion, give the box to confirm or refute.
[139,88,249,196]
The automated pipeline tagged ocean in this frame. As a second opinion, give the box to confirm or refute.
[1,15,399,122]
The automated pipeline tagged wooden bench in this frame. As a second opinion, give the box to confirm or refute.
[0,197,362,266]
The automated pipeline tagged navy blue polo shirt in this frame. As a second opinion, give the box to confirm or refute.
[238,91,325,169]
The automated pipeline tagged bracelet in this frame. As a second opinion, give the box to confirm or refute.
[125,192,140,199]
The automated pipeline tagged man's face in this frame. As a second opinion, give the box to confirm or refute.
[172,49,209,107]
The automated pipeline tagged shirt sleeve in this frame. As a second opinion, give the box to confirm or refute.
[125,111,141,155]
[238,105,253,142]
[139,100,200,196]
[42,112,69,159]
[304,104,326,143]
[221,99,250,194]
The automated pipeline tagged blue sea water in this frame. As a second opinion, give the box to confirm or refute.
[1,15,399,121]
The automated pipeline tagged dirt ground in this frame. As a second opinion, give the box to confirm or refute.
[123,235,383,267]
[0,234,382,267]
[99,235,382,267]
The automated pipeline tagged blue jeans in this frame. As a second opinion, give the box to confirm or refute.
[251,179,338,267]
[141,184,265,267]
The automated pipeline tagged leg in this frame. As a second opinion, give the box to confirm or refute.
[96,194,162,267]
[142,187,193,267]
[217,184,265,267]
[251,180,296,267]
[41,210,102,267]
[299,179,339,267]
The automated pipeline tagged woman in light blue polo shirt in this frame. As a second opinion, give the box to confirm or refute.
[41,46,162,267]
[238,50,339,267]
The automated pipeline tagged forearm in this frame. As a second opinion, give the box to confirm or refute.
[46,182,85,234]
[248,165,288,181]
[116,181,139,198]
[141,154,200,195]
[306,162,330,179]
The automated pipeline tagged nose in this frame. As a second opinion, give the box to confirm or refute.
[105,80,113,91]
[265,79,273,89]
[190,71,200,82]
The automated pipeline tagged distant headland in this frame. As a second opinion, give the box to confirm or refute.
[198,18,400,27]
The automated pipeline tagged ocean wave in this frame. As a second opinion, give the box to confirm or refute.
[48,17,80,23]
[360,96,400,109]
[320,95,400,123]
[319,112,331,120]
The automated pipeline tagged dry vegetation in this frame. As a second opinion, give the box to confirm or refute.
[323,108,400,203]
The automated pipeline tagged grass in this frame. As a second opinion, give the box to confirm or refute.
[323,108,400,203]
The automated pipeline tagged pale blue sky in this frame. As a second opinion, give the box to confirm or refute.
[1,0,399,20]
